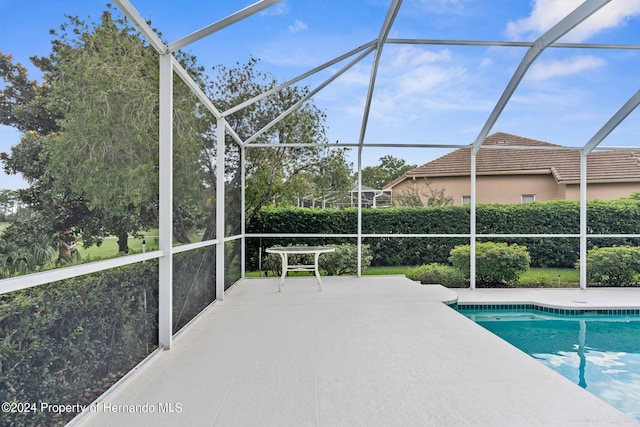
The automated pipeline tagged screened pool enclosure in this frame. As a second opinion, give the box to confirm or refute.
[3,0,640,359]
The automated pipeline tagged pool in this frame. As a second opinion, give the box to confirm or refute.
[459,307,640,422]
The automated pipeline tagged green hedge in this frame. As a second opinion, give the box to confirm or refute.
[247,198,640,269]
[0,263,158,426]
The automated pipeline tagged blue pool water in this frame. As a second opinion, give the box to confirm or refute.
[460,309,640,422]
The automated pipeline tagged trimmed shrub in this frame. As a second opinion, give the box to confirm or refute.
[320,244,372,275]
[587,246,640,286]
[449,242,530,286]
[406,263,466,287]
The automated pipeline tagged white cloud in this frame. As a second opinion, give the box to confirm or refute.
[528,54,606,81]
[289,19,307,33]
[366,46,489,122]
[390,46,453,68]
[479,57,493,69]
[260,2,289,16]
[506,0,640,42]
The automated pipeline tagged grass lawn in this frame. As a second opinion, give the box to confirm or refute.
[518,267,580,288]
[77,231,159,260]
[247,265,580,288]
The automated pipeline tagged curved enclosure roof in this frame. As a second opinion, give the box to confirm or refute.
[113,0,640,160]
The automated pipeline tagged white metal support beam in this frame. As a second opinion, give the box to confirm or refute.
[357,150,363,277]
[172,60,222,120]
[579,89,640,289]
[583,89,640,155]
[358,0,403,153]
[171,60,244,146]
[580,152,588,290]
[241,145,246,278]
[158,54,173,348]
[470,152,477,290]
[471,0,612,155]
[243,46,375,145]
[223,41,377,118]
[216,117,226,301]
[113,0,167,54]
[168,0,281,52]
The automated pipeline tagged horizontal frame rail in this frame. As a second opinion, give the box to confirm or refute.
[247,233,640,239]
[0,250,164,295]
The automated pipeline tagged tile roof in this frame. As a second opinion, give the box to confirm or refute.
[391,132,640,186]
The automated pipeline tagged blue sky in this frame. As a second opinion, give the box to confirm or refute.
[2,0,640,190]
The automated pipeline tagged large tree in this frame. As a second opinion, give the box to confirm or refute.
[2,9,208,253]
[0,52,60,134]
[361,155,415,189]
[0,52,109,256]
[44,11,165,252]
[202,58,353,239]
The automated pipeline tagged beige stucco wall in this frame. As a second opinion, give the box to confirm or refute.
[391,175,640,205]
[564,182,640,201]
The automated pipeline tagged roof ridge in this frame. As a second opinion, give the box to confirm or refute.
[387,132,640,187]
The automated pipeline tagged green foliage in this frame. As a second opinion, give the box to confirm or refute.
[248,198,640,270]
[320,244,372,275]
[204,57,350,239]
[586,246,640,286]
[2,8,211,250]
[2,132,112,254]
[246,206,470,269]
[449,242,531,286]
[47,11,166,251]
[0,52,60,134]
[0,262,158,426]
[0,237,56,278]
[0,218,57,278]
[361,155,415,189]
[406,263,466,287]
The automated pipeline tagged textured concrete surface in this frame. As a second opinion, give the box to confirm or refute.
[456,286,640,309]
[74,277,639,426]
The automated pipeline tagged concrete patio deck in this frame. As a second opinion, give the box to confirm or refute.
[74,277,639,426]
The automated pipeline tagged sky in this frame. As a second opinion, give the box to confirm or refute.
[1,0,640,190]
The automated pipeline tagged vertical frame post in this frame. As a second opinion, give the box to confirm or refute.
[216,117,226,301]
[241,145,246,278]
[470,151,477,290]
[356,148,363,277]
[579,152,588,289]
[158,54,173,348]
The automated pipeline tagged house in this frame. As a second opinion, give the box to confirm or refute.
[385,132,640,205]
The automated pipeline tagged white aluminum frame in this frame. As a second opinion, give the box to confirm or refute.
[3,0,640,352]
